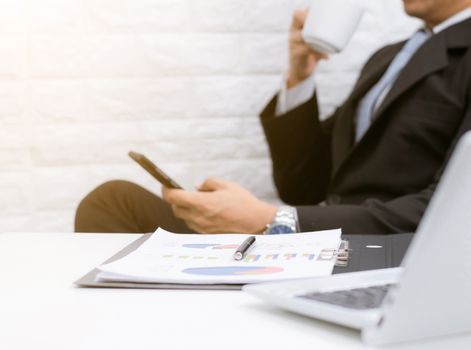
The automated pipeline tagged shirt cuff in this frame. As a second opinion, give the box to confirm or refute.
[275,73,316,116]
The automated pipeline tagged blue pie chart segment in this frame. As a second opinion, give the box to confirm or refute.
[182,266,283,276]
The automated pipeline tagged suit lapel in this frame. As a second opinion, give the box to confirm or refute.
[370,16,471,123]
[349,43,404,103]
[371,33,448,121]
[332,33,448,178]
[331,43,403,173]
[359,17,471,139]
[330,17,471,182]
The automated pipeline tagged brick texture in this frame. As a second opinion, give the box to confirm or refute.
[0,0,419,232]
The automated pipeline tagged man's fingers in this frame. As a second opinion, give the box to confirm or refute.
[291,9,309,30]
[291,41,329,59]
[172,204,192,220]
[172,205,211,233]
[291,44,313,57]
[198,178,227,192]
[312,50,329,61]
[163,187,199,207]
[290,31,306,45]
[171,204,198,225]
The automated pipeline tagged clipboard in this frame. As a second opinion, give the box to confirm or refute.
[75,233,413,290]
[334,233,413,274]
[75,234,242,290]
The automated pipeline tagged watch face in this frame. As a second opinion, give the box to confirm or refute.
[268,224,295,235]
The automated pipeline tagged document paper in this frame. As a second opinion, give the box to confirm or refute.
[96,228,342,285]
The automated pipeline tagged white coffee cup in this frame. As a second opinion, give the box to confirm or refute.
[302,0,365,54]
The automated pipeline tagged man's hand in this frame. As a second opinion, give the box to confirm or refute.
[288,9,328,88]
[162,178,277,234]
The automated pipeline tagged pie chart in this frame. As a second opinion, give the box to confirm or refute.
[182,266,283,276]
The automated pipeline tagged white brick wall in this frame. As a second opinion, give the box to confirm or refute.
[0,0,419,232]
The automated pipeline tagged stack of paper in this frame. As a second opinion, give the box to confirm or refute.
[97,228,341,285]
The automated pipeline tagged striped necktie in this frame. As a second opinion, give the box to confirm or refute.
[355,30,431,142]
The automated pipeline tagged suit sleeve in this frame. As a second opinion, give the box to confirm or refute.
[260,92,335,205]
[296,99,471,234]
[260,44,400,207]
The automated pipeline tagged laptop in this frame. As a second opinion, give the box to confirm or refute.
[244,131,471,346]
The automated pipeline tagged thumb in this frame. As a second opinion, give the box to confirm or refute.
[198,178,227,192]
[311,51,329,61]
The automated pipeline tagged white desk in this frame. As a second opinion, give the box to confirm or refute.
[0,232,470,350]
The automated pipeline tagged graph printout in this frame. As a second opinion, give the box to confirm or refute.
[96,228,342,285]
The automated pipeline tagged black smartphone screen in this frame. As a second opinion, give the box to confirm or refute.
[128,151,183,189]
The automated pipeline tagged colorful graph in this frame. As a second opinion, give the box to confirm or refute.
[163,252,316,262]
[182,266,284,276]
[244,255,261,262]
[182,243,239,250]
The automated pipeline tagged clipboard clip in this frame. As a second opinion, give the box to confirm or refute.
[318,240,350,267]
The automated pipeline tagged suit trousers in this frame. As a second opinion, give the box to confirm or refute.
[74,180,193,233]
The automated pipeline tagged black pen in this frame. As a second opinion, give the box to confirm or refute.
[233,236,256,261]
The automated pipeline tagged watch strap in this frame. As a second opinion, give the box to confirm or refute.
[264,206,299,234]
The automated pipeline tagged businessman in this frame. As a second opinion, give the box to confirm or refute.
[75,0,471,235]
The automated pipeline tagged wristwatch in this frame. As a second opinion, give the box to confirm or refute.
[264,206,299,235]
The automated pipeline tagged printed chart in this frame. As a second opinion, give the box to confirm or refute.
[182,244,239,250]
[182,266,284,276]
[97,228,342,284]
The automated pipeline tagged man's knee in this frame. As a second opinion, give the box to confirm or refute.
[92,179,142,197]
[75,180,141,231]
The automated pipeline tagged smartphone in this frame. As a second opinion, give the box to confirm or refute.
[128,151,183,189]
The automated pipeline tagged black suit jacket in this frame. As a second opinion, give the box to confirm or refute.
[260,18,471,234]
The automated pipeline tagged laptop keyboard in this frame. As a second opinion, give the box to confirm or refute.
[299,284,394,310]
